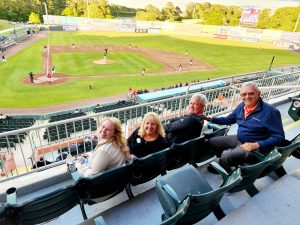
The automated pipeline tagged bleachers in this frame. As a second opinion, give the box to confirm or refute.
[43,112,97,142]
[0,117,35,148]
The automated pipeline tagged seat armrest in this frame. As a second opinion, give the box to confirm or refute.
[210,162,229,181]
[162,184,181,206]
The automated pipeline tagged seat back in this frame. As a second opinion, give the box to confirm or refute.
[193,127,229,163]
[168,136,206,170]
[259,141,300,177]
[156,165,241,224]
[3,185,78,225]
[76,164,130,201]
[203,127,229,139]
[181,168,241,224]
[130,147,172,185]
[230,149,282,193]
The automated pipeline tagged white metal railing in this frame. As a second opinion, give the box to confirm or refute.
[1,69,300,182]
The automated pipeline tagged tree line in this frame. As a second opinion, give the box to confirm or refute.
[0,0,299,32]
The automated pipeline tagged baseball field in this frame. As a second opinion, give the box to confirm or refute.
[0,31,300,108]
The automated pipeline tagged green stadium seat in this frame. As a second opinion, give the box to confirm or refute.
[156,165,242,224]
[2,185,79,224]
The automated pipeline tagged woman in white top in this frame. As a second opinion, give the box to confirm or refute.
[80,117,130,177]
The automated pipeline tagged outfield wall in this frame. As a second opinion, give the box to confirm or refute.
[43,15,300,48]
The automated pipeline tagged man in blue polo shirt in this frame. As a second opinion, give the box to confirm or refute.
[205,81,284,172]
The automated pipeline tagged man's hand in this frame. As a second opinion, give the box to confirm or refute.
[240,142,260,151]
[204,116,212,121]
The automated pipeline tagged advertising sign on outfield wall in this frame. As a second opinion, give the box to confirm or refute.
[240,8,260,26]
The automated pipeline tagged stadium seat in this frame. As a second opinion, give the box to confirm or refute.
[258,141,300,179]
[126,147,172,198]
[156,165,242,224]
[2,185,79,225]
[229,149,282,196]
[168,136,207,170]
[71,164,131,220]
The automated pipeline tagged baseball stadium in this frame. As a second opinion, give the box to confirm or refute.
[0,1,300,224]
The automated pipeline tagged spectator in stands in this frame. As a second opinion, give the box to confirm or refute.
[32,156,52,169]
[205,82,285,172]
[55,152,68,162]
[127,112,168,158]
[164,93,207,145]
[78,117,130,177]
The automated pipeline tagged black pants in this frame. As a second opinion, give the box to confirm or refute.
[208,135,258,171]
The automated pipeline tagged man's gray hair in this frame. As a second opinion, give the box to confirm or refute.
[241,81,260,92]
[191,93,207,105]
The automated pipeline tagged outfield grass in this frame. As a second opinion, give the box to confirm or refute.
[0,31,300,108]
[53,51,162,76]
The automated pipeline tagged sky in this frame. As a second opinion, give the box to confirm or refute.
[108,0,300,10]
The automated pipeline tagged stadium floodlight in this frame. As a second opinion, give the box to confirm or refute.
[43,2,50,77]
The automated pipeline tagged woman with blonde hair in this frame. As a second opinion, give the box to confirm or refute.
[79,117,130,177]
[127,112,168,158]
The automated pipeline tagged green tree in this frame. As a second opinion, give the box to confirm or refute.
[28,12,41,23]
[162,2,176,21]
[257,9,271,29]
[225,6,242,25]
[270,7,300,31]
[135,4,162,21]
[205,12,223,25]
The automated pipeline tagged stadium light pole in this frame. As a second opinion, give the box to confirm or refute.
[294,12,300,32]
[43,2,50,77]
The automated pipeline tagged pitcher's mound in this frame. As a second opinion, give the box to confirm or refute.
[93,60,114,64]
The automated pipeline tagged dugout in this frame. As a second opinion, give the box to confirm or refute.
[137,80,225,103]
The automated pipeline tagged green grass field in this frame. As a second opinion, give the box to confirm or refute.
[0,31,300,108]
[53,51,162,76]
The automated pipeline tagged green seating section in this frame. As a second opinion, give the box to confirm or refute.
[43,114,97,142]
[0,117,35,148]
[156,165,242,224]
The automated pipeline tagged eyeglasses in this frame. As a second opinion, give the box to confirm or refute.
[240,92,256,97]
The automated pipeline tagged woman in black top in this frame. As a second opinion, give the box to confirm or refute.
[127,112,168,158]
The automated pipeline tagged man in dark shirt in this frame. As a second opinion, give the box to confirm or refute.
[164,93,207,145]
